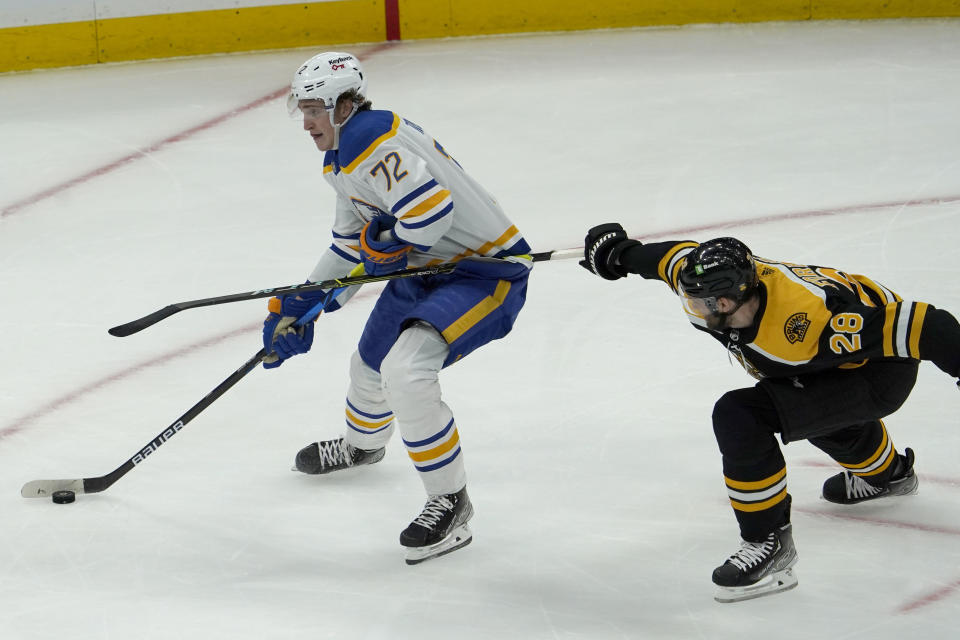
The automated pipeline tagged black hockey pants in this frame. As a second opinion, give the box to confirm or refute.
[712,359,918,541]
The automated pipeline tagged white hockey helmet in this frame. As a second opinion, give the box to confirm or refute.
[287,51,367,115]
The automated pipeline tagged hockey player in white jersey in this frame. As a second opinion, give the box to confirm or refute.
[262,52,532,564]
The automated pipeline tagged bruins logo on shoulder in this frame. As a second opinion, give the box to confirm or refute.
[784,312,810,344]
[759,266,776,277]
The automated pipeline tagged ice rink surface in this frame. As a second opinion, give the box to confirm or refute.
[3,18,960,640]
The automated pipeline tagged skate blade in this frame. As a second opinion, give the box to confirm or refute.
[714,567,798,603]
[404,524,473,565]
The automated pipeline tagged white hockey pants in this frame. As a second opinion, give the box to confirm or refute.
[343,322,465,496]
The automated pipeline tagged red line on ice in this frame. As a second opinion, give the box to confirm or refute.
[896,580,960,614]
[795,507,960,537]
[0,42,399,220]
[4,198,960,436]
[633,194,960,241]
[5,193,958,439]
[0,325,257,441]
[795,468,960,614]
[0,90,284,219]
[795,459,960,489]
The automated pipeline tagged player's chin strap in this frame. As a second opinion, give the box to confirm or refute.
[329,103,361,151]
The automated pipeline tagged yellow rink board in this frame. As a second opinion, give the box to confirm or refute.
[813,0,960,19]
[0,1,384,72]
[2,20,100,70]
[399,0,810,39]
[97,1,383,64]
[2,0,960,72]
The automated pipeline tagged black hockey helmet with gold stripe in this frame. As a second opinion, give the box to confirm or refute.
[678,237,759,305]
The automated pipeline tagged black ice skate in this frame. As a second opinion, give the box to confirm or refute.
[294,438,385,475]
[400,487,474,565]
[712,523,798,603]
[822,447,918,505]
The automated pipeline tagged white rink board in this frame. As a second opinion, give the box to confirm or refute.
[0,0,340,27]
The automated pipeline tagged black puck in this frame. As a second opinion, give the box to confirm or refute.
[52,490,76,504]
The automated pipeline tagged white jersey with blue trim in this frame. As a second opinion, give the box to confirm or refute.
[306,109,530,299]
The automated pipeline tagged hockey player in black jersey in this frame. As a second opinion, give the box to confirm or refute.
[580,223,960,603]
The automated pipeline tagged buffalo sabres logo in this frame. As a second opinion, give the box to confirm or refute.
[351,198,387,219]
[784,312,810,344]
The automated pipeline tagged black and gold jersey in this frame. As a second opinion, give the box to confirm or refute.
[618,240,938,380]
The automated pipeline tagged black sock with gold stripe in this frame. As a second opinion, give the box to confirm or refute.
[809,420,897,488]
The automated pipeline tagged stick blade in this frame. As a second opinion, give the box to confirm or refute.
[108,305,180,337]
[21,479,85,498]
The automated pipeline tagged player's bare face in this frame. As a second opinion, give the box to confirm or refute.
[299,100,336,151]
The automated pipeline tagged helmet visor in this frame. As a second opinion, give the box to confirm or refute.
[678,282,719,316]
[287,95,334,120]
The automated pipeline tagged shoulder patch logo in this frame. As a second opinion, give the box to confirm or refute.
[784,312,810,344]
[759,266,776,277]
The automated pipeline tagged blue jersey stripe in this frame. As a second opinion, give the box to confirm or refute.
[398,237,433,252]
[494,238,532,257]
[345,419,392,435]
[346,399,393,420]
[323,150,339,174]
[398,202,453,230]
[413,446,461,472]
[403,417,454,448]
[391,179,439,215]
[330,243,360,263]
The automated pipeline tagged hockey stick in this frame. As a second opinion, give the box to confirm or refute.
[20,348,268,498]
[108,248,581,337]
[20,289,341,499]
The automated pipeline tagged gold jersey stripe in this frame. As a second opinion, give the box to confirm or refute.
[730,488,788,512]
[847,276,876,306]
[421,226,522,267]
[426,226,523,266]
[399,189,451,220]
[853,447,896,477]
[407,429,460,463]
[838,359,869,369]
[815,268,856,295]
[724,467,787,491]
[342,113,401,174]
[668,257,686,291]
[841,427,889,470]
[425,252,471,266]
[441,280,511,343]
[345,408,393,430]
[883,303,898,357]
[657,242,697,287]
[909,302,929,358]
[854,274,902,305]
[477,225,521,255]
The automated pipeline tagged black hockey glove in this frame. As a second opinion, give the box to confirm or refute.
[580,223,641,280]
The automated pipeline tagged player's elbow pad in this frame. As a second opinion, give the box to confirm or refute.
[918,306,960,377]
